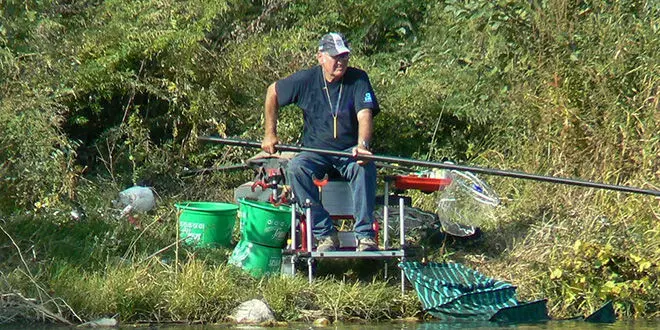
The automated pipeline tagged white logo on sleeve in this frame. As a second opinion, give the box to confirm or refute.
[364,92,373,103]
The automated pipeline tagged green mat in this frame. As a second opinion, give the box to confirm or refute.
[400,261,615,324]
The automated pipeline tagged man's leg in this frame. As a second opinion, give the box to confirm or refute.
[336,154,377,240]
[287,152,335,239]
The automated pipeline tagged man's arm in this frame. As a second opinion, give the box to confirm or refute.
[262,82,279,154]
[353,108,373,165]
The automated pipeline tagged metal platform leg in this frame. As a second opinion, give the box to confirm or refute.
[290,198,297,251]
[281,255,296,277]
[400,197,405,296]
[291,199,297,276]
[307,258,314,284]
[400,257,406,296]
[384,180,390,281]
[384,181,389,249]
[305,199,313,284]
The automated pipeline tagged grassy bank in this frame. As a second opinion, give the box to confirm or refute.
[2,176,658,324]
[0,182,422,324]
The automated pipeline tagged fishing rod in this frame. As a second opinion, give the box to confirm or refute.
[180,163,250,177]
[197,136,660,197]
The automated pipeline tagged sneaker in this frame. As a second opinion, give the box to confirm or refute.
[316,233,339,252]
[356,237,379,251]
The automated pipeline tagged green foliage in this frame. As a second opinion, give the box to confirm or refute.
[0,97,78,212]
[536,205,660,319]
[548,239,659,318]
[1,0,659,324]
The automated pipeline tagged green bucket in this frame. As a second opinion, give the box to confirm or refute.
[175,202,239,248]
[228,239,282,277]
[238,198,292,248]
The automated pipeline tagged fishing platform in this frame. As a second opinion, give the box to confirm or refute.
[280,173,452,288]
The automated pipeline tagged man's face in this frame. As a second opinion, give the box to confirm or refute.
[318,52,350,80]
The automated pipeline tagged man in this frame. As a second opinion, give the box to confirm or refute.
[261,32,379,252]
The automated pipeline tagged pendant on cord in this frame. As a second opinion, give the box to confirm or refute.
[322,71,343,140]
[333,116,337,139]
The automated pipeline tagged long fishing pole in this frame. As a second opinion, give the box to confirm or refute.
[198,136,660,197]
[180,163,249,177]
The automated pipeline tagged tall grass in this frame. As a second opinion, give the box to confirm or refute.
[2,246,422,323]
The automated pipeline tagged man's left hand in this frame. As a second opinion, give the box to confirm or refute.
[352,146,373,165]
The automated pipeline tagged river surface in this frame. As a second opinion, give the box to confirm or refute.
[2,319,660,329]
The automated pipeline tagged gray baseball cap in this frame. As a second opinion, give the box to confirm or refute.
[318,33,351,56]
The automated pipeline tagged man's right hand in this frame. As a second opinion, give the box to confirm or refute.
[261,134,279,154]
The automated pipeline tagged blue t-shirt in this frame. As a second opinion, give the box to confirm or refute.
[276,66,379,150]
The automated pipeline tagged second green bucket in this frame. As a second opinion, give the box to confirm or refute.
[175,202,239,248]
[238,198,291,248]
[228,239,282,277]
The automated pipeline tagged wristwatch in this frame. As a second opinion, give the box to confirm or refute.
[359,140,370,151]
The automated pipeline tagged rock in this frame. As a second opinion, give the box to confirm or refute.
[313,317,330,326]
[229,299,275,324]
[77,317,118,327]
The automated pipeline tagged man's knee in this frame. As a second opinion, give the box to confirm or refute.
[288,155,313,173]
[287,156,317,181]
[287,157,303,174]
[346,161,376,178]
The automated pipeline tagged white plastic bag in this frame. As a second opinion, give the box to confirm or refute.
[115,186,156,217]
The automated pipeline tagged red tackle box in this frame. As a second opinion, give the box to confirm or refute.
[392,175,453,193]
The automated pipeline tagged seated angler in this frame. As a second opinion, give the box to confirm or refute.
[261,32,380,252]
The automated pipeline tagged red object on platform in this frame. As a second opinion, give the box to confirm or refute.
[393,175,452,193]
[300,218,307,251]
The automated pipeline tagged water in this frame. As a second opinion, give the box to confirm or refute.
[2,320,660,330]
